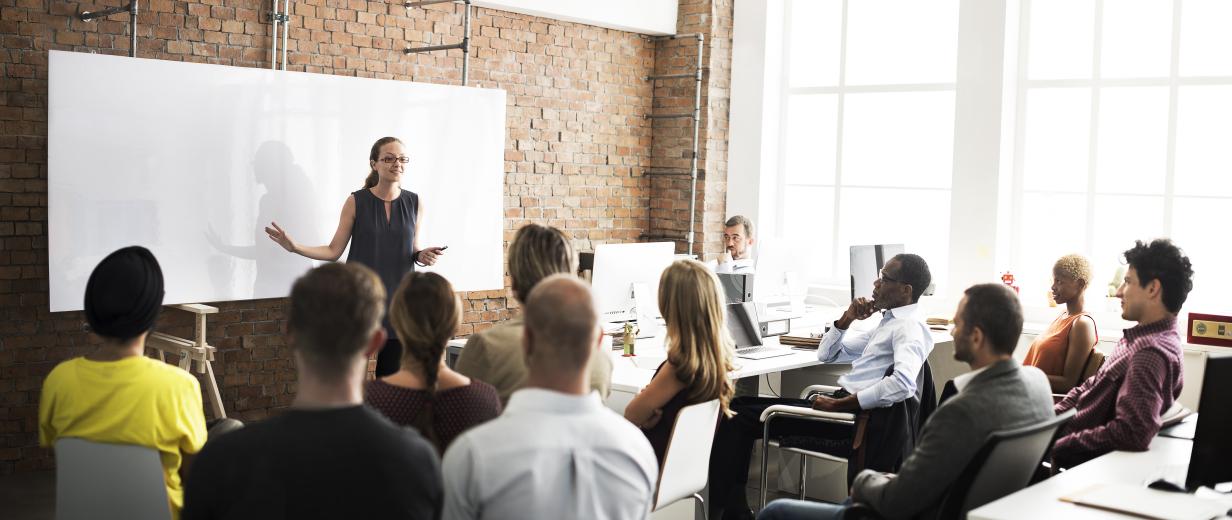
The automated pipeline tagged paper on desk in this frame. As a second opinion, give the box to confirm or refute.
[1060,484,1227,520]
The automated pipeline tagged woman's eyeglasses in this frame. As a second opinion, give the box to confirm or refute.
[379,156,410,164]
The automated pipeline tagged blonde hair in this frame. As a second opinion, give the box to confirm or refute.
[507,224,577,303]
[1053,254,1092,287]
[657,259,735,418]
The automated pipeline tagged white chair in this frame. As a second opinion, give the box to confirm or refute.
[54,438,171,520]
[653,399,722,520]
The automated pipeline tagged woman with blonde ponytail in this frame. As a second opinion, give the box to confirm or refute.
[265,137,448,377]
[364,272,501,454]
[624,259,734,464]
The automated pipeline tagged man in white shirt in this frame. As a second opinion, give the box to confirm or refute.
[709,254,934,520]
[715,215,756,273]
[442,274,658,520]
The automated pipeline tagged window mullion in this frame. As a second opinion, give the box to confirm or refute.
[1163,0,1183,236]
[1084,0,1105,260]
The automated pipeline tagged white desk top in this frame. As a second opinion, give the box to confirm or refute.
[606,335,824,393]
[969,436,1232,520]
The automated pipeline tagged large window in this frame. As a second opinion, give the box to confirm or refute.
[778,0,958,289]
[770,0,1230,314]
[1009,0,1232,311]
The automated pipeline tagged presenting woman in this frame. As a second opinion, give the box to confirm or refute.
[266,136,446,376]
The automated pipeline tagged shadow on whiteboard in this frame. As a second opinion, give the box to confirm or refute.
[204,141,317,300]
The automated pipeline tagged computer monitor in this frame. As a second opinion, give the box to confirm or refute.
[849,244,905,302]
[591,242,676,323]
[725,301,762,348]
[1187,352,1232,490]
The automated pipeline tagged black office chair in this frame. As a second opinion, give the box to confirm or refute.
[843,409,1077,520]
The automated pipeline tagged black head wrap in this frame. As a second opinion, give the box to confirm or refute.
[83,246,164,340]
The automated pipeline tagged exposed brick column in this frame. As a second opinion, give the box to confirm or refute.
[646,0,732,259]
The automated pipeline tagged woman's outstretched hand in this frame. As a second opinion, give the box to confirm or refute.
[265,222,296,253]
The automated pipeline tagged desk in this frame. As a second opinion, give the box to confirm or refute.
[969,436,1232,519]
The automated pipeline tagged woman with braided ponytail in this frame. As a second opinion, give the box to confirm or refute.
[364,272,501,454]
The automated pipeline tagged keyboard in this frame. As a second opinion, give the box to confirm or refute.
[735,346,793,360]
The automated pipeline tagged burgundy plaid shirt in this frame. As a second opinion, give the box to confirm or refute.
[1052,315,1184,468]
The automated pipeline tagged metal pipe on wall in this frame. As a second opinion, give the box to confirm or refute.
[686,33,703,257]
[129,0,138,57]
[404,0,472,86]
[269,0,280,70]
[643,33,705,256]
[280,0,290,70]
[78,1,140,57]
[460,0,471,85]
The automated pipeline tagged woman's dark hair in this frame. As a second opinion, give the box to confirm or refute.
[364,136,402,189]
[1124,239,1194,313]
[388,271,459,453]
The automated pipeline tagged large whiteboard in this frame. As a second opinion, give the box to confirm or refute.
[48,51,505,312]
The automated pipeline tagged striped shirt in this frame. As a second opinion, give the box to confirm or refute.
[1053,315,1183,468]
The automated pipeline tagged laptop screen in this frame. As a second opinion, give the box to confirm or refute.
[725,302,763,348]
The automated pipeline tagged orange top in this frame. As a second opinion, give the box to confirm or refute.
[1023,312,1097,381]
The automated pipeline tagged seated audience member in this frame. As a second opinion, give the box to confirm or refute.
[366,271,502,453]
[624,259,735,464]
[442,275,657,520]
[710,254,934,520]
[39,246,207,520]
[716,215,756,273]
[759,284,1054,520]
[1023,254,1099,393]
[1052,239,1193,468]
[455,223,611,405]
[183,263,441,520]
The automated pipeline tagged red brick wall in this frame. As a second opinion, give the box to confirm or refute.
[0,0,732,473]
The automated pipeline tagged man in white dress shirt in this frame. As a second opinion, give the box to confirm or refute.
[708,254,935,520]
[715,215,757,274]
[442,274,658,520]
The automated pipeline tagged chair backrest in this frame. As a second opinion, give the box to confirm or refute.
[933,409,1077,519]
[653,399,721,511]
[1075,349,1105,388]
[55,438,171,520]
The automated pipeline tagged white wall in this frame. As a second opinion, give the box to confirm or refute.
[48,51,506,311]
[473,0,678,36]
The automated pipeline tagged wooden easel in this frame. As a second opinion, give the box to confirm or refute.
[146,304,226,419]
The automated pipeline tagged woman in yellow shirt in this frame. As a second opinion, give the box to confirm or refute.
[1023,254,1099,393]
[39,246,208,519]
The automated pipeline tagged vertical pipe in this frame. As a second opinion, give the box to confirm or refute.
[686,34,703,256]
[460,0,471,85]
[270,0,279,70]
[280,0,290,70]
[129,0,138,57]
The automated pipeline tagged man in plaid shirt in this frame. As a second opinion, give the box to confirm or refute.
[1053,239,1194,468]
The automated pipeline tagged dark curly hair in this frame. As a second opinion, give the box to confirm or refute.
[1123,239,1194,313]
[892,253,932,303]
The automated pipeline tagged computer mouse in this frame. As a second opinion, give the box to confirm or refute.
[1147,479,1187,493]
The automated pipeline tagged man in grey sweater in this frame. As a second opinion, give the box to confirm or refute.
[758,284,1055,520]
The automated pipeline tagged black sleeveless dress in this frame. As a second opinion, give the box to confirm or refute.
[347,188,417,376]
[643,361,691,465]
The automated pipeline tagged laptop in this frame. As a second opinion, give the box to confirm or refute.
[727,302,792,360]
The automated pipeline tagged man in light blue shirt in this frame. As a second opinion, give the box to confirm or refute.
[708,254,933,520]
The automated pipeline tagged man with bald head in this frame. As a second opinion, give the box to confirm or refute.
[442,274,658,520]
